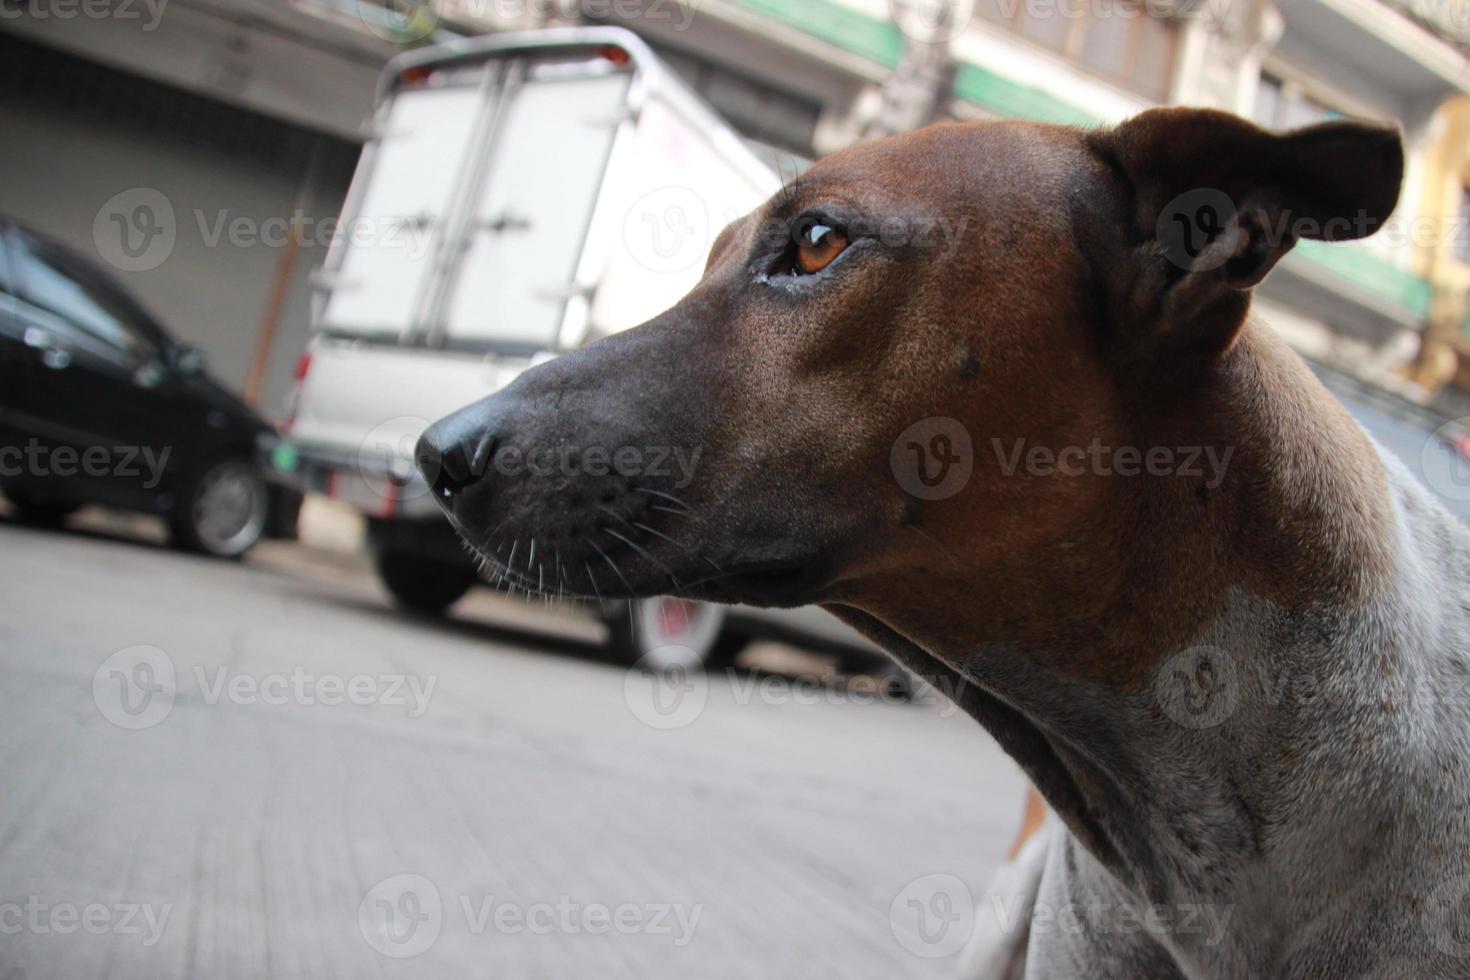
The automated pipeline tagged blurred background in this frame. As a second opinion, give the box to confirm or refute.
[4,1,1470,977]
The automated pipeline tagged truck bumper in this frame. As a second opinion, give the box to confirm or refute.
[257,433,444,522]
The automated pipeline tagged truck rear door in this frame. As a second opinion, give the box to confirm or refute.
[439,64,630,352]
[320,78,487,335]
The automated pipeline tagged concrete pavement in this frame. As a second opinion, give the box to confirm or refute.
[0,516,1027,979]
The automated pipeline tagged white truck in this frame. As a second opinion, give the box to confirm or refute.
[265,27,886,672]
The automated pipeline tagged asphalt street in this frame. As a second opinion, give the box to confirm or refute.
[0,515,1027,980]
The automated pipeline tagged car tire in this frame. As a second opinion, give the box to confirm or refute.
[375,549,478,615]
[3,489,80,527]
[168,457,268,559]
[605,597,736,671]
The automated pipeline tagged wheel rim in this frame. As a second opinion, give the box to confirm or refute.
[636,597,725,671]
[192,462,266,555]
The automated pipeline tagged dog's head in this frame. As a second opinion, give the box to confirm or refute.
[418,109,1402,621]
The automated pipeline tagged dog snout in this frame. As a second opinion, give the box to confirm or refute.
[416,406,498,503]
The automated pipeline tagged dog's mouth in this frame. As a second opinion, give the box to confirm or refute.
[462,529,830,608]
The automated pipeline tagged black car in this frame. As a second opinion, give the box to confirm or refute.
[0,218,282,558]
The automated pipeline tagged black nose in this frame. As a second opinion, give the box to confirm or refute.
[416,413,495,501]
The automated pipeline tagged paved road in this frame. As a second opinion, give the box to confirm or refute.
[0,517,1027,980]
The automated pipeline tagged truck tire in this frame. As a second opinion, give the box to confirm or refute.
[375,549,478,615]
[605,596,738,671]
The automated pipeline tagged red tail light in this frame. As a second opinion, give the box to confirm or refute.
[281,351,313,434]
[599,45,631,67]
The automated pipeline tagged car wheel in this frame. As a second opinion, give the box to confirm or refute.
[375,549,478,615]
[605,597,733,670]
[169,458,268,559]
[3,488,80,526]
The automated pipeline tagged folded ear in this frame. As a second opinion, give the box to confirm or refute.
[1085,107,1403,365]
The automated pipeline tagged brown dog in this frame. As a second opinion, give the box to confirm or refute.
[418,110,1470,977]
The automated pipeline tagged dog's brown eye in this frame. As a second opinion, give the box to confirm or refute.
[795,224,849,275]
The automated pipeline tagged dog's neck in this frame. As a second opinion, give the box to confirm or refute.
[838,324,1470,973]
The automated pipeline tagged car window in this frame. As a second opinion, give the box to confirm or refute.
[11,235,161,361]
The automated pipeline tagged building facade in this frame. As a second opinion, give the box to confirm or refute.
[6,0,1470,414]
[431,0,1470,408]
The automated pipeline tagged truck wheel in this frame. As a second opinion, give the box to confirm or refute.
[375,549,478,615]
[605,597,736,671]
[169,458,268,559]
